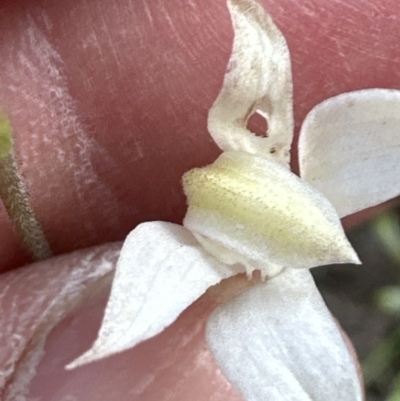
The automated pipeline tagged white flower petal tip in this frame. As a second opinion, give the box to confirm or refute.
[299,88,400,218]
[206,269,363,401]
[66,221,241,370]
[65,349,100,371]
[208,0,293,166]
[183,151,360,278]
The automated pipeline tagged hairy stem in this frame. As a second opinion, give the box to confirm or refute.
[0,114,52,261]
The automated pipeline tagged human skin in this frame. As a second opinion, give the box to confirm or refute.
[0,0,399,399]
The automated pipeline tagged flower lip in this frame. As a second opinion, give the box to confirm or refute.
[183,150,360,278]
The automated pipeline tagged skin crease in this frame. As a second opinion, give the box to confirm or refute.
[0,0,399,399]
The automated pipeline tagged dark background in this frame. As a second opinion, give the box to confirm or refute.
[314,207,400,401]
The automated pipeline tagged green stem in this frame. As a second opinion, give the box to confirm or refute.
[0,114,52,261]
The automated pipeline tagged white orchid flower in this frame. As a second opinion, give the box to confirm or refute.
[67,0,400,399]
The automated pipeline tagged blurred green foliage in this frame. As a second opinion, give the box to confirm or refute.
[313,206,400,401]
[365,209,400,401]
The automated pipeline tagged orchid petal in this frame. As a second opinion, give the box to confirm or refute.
[67,221,240,369]
[299,89,400,218]
[184,151,360,278]
[206,269,363,401]
[208,0,293,166]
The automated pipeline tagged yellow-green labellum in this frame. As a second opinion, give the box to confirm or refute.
[183,151,359,277]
